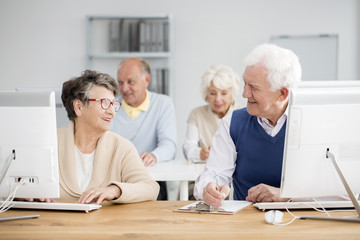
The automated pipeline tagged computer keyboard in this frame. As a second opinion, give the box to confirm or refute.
[253,200,358,210]
[0,201,102,212]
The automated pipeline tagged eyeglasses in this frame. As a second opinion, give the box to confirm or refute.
[84,98,121,112]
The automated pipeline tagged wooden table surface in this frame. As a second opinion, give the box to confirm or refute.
[0,201,359,240]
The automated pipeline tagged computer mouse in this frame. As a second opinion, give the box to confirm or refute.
[264,210,283,224]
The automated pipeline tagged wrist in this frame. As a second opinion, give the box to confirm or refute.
[110,184,121,199]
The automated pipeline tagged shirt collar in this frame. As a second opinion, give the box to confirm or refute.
[136,90,150,111]
[257,104,289,136]
[258,104,289,126]
[122,90,150,112]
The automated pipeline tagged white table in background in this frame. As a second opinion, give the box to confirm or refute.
[146,159,205,200]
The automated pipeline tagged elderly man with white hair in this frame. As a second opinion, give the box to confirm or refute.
[194,43,302,207]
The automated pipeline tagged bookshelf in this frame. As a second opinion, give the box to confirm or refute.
[85,15,173,96]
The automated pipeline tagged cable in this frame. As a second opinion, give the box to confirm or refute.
[273,198,359,226]
[270,199,300,226]
[0,179,26,213]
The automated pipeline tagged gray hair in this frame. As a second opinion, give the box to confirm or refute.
[243,43,302,91]
[200,65,240,102]
[61,70,118,122]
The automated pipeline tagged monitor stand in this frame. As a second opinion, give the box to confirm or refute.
[300,149,360,223]
[0,215,40,222]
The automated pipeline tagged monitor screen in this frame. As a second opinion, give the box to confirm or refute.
[0,91,60,199]
[280,87,360,198]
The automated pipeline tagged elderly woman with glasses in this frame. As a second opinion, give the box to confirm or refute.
[183,65,241,161]
[57,70,159,204]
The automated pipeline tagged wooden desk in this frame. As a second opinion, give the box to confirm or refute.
[1,201,359,239]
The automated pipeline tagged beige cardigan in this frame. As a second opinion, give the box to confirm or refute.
[57,122,159,203]
[187,103,240,147]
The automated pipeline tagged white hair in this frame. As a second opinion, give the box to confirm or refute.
[200,65,240,101]
[243,43,302,91]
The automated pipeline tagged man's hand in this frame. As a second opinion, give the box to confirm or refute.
[246,183,289,202]
[79,185,121,204]
[202,182,230,208]
[140,152,157,166]
[200,146,210,160]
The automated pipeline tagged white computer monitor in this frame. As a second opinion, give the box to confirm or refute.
[15,87,70,129]
[0,91,60,199]
[280,87,360,199]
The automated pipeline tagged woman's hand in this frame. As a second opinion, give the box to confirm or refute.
[79,185,121,204]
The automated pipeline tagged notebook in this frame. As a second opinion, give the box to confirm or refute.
[253,200,358,210]
[0,201,102,212]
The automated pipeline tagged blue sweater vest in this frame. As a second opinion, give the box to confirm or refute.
[229,108,286,200]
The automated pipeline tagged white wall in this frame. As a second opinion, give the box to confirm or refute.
[0,0,359,158]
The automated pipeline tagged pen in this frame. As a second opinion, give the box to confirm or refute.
[214,175,224,205]
[214,175,220,192]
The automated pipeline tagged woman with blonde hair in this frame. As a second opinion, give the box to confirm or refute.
[183,65,241,161]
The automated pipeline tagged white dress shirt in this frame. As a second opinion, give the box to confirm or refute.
[193,111,288,200]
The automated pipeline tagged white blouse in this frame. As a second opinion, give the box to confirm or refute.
[74,146,95,192]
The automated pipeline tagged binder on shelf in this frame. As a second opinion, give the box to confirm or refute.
[156,20,163,52]
[144,21,151,52]
[119,19,130,52]
[109,20,120,52]
[129,20,140,52]
[162,69,169,95]
[149,70,158,93]
[163,21,169,52]
[139,20,146,52]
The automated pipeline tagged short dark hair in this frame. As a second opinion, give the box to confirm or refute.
[61,70,118,122]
